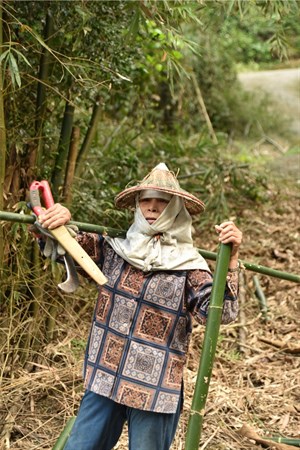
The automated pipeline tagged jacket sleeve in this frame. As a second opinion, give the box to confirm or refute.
[75,232,102,263]
[37,231,103,280]
[73,232,103,279]
[186,269,239,325]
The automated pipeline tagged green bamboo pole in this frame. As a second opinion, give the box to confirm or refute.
[52,102,75,199]
[75,95,102,176]
[63,126,80,205]
[185,243,231,450]
[34,10,54,169]
[53,416,76,450]
[263,437,300,447]
[0,210,299,283]
[253,274,269,321]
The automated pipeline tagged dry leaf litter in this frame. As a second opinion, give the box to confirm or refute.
[0,179,299,450]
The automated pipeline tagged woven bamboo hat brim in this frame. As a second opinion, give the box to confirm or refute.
[115,163,205,215]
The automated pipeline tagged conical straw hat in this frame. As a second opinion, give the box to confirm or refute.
[115,163,205,215]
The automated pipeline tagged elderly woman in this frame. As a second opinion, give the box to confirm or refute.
[38,163,242,450]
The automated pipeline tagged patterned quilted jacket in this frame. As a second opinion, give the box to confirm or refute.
[77,233,239,414]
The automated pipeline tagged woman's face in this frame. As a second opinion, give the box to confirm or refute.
[139,197,169,224]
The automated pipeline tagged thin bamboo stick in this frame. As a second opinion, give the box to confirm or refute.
[238,271,248,354]
[1,211,299,283]
[264,437,300,447]
[253,274,269,321]
[185,243,231,450]
[239,424,299,450]
[191,72,218,145]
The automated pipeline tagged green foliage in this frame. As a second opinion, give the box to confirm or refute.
[71,338,87,358]
[0,0,298,368]
[219,1,300,65]
[71,126,269,230]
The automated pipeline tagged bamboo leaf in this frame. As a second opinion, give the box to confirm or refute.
[8,52,21,88]
[12,48,32,67]
[0,49,9,64]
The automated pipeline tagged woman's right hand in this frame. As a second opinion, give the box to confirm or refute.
[38,203,71,229]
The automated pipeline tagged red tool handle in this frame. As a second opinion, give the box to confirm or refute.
[29,180,55,216]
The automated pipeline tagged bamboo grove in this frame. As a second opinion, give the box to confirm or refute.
[0,1,299,448]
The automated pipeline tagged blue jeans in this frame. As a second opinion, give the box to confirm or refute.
[64,390,181,450]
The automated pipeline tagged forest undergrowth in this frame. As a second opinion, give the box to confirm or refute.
[0,168,299,450]
[1,2,299,449]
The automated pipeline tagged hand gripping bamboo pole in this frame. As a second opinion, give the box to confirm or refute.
[185,243,231,450]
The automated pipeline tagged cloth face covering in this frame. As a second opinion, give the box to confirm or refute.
[105,195,210,272]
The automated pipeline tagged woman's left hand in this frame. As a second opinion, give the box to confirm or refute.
[215,221,243,257]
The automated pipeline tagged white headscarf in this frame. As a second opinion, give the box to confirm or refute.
[105,195,210,272]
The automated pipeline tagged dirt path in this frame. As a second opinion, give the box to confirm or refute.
[238,68,300,180]
[238,68,300,138]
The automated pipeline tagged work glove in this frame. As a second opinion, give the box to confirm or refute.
[30,219,78,261]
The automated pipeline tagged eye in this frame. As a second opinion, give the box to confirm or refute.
[158,199,169,205]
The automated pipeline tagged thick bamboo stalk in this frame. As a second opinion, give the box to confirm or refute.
[185,243,231,450]
[52,102,75,199]
[0,210,299,283]
[32,10,54,169]
[63,126,80,205]
[76,96,102,176]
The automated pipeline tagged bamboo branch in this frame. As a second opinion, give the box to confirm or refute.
[238,424,299,450]
[258,337,300,354]
[0,210,299,284]
[263,437,300,448]
[191,72,218,145]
